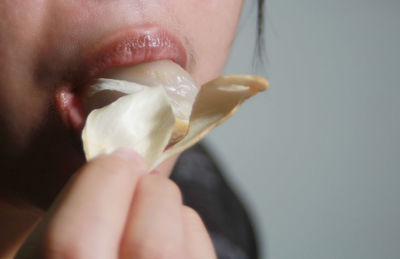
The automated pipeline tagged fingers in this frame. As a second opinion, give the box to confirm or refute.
[17,150,217,259]
[182,206,217,259]
[119,175,217,259]
[17,150,147,259]
[120,175,185,259]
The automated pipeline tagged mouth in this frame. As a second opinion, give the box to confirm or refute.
[55,25,189,135]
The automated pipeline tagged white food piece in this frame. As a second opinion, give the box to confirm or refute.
[82,83,175,167]
[98,60,198,123]
[81,60,269,171]
[81,60,199,145]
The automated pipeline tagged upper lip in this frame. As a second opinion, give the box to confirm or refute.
[68,24,189,90]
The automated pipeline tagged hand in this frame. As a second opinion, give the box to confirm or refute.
[16,149,216,259]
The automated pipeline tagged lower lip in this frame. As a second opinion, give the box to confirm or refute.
[56,26,188,134]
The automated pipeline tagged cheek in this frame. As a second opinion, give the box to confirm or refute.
[0,0,52,147]
[165,0,244,85]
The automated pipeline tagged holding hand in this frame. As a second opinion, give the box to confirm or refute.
[16,150,216,259]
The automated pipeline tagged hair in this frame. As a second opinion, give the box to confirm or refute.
[255,0,265,69]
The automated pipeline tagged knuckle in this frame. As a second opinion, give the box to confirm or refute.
[183,206,208,233]
[122,239,184,259]
[183,206,201,220]
[160,179,182,201]
[182,206,203,224]
[138,175,182,201]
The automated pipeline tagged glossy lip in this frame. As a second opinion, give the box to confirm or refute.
[56,25,189,133]
[82,25,188,83]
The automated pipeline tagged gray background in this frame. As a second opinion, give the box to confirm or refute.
[205,0,400,258]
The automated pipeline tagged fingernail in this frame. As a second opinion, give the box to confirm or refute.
[112,148,143,162]
[150,170,161,175]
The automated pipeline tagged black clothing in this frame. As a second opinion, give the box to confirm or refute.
[171,144,258,259]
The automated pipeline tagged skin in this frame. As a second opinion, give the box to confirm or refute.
[0,0,244,258]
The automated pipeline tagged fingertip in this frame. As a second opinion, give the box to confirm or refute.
[149,170,161,175]
[83,149,148,177]
[111,148,143,163]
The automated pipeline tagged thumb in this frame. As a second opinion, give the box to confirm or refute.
[16,149,147,259]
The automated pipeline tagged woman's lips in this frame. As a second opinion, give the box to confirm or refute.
[55,26,189,134]
[83,26,188,82]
